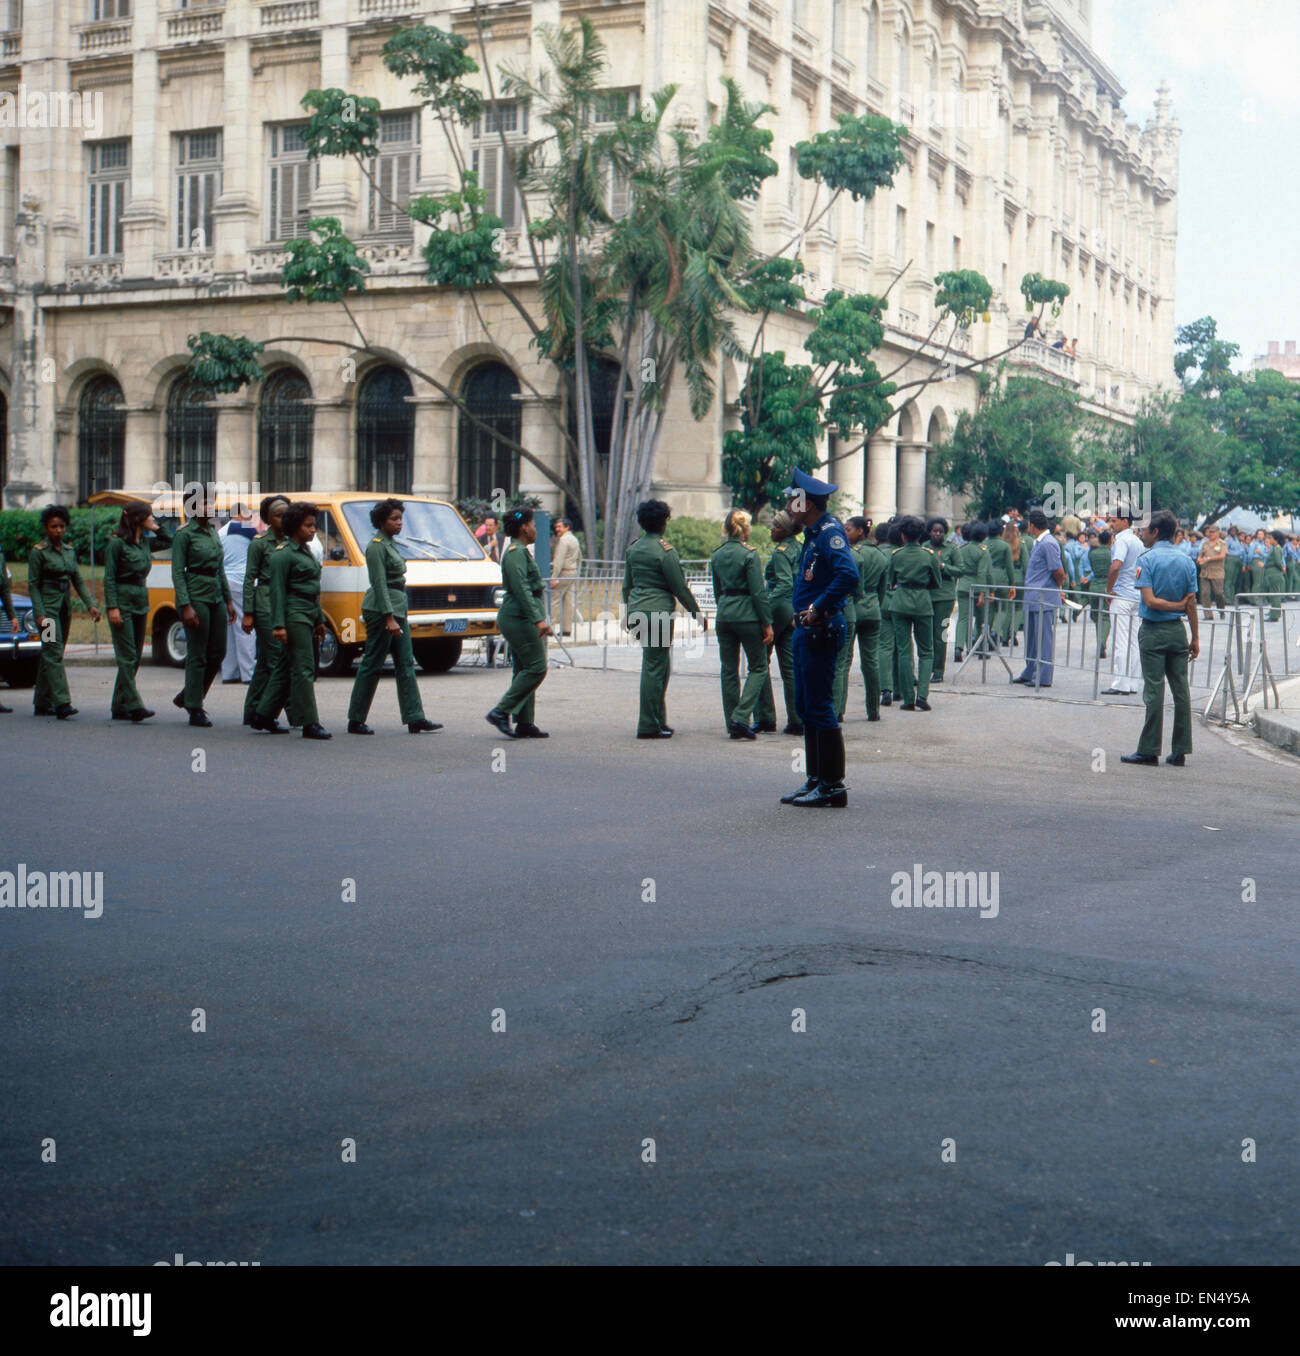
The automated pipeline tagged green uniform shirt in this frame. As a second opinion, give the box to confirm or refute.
[931,540,964,603]
[710,538,772,626]
[172,520,232,607]
[765,537,799,628]
[1087,545,1111,590]
[244,532,280,622]
[362,533,408,618]
[622,533,700,615]
[851,541,887,622]
[28,538,95,618]
[103,536,152,615]
[957,540,993,591]
[986,536,1014,584]
[888,541,942,617]
[1012,538,1030,584]
[267,538,322,629]
[499,541,546,624]
[878,542,899,613]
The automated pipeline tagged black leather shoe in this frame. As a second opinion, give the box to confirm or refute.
[33,706,55,716]
[188,710,212,728]
[915,700,932,711]
[55,704,78,720]
[1099,647,1108,659]
[931,675,944,684]
[131,708,156,723]
[485,708,515,737]
[660,726,674,735]
[348,721,374,735]
[792,780,848,808]
[868,712,881,721]
[1100,688,1132,696]
[880,692,892,707]
[408,719,442,733]
[952,648,963,663]
[754,720,778,733]
[1120,752,1158,765]
[1011,676,1031,684]
[112,712,131,721]
[302,723,332,740]
[780,777,818,805]
[900,702,916,711]
[637,729,672,739]
[515,722,549,738]
[729,721,757,740]
[251,714,288,734]
[782,722,804,735]
[1165,754,1186,766]
[0,702,11,713]
[172,691,186,710]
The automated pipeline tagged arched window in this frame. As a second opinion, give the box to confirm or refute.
[257,367,314,492]
[165,374,216,487]
[864,3,880,84]
[896,25,911,102]
[457,362,520,502]
[356,365,414,493]
[77,375,126,502]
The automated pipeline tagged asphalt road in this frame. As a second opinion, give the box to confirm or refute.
[2,658,1296,1265]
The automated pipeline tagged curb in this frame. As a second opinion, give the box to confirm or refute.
[1249,675,1300,758]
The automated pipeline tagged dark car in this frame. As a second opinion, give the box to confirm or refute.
[1,591,44,689]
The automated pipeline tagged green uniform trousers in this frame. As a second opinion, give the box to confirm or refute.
[930,600,955,679]
[853,617,881,718]
[1137,620,1192,758]
[717,619,768,729]
[1262,570,1285,621]
[629,609,673,735]
[34,602,72,710]
[109,611,148,716]
[243,619,283,723]
[877,608,896,695]
[756,617,797,729]
[258,619,319,727]
[1224,556,1241,604]
[348,612,426,724]
[1089,587,1110,651]
[496,612,547,725]
[892,611,934,704]
[182,598,227,711]
[833,603,856,719]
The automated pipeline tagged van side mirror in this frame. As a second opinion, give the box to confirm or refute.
[329,547,347,561]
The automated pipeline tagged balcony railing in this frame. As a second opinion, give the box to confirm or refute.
[357,0,417,16]
[259,0,320,26]
[355,237,419,275]
[0,30,19,62]
[1013,337,1078,382]
[162,5,225,44]
[67,258,124,289]
[155,250,214,284]
[74,19,134,53]
[248,245,291,279]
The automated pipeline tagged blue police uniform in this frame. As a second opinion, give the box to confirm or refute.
[780,468,859,808]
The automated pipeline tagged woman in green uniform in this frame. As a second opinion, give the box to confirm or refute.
[254,501,331,739]
[755,512,801,735]
[1087,529,1112,657]
[875,520,898,706]
[347,497,439,735]
[985,519,1015,647]
[1262,530,1287,622]
[927,517,962,683]
[241,495,288,727]
[485,507,551,739]
[171,502,235,727]
[622,499,706,739]
[1006,520,1029,647]
[710,508,773,739]
[845,516,885,721]
[104,500,157,722]
[29,505,102,718]
[888,515,942,710]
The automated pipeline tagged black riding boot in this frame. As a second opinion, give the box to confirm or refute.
[780,726,820,803]
[793,728,848,808]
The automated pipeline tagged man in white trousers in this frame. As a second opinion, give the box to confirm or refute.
[1102,511,1145,695]
[219,504,258,682]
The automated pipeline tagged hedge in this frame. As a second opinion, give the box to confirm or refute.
[665,515,773,561]
[0,508,121,565]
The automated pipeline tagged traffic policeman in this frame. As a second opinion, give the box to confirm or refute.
[779,468,859,808]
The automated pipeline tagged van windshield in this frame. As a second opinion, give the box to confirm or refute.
[342,500,486,562]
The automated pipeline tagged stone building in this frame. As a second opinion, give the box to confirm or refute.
[1253,341,1300,382]
[0,0,1179,524]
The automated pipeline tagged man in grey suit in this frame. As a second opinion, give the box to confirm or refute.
[549,517,582,637]
[1013,509,1066,688]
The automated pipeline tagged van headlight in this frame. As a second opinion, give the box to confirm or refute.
[492,587,505,607]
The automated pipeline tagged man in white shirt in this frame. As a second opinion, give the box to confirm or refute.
[1102,512,1145,694]
[219,504,258,682]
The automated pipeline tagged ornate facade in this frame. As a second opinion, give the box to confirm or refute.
[0,0,1179,521]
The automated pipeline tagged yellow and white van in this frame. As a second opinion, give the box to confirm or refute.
[88,491,503,675]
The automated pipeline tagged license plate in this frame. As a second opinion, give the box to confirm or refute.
[443,617,467,633]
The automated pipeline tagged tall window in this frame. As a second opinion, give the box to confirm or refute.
[895,25,910,98]
[863,3,880,83]
[894,205,906,261]
[832,0,846,55]
[924,221,934,277]
[594,90,636,220]
[2,2,23,29]
[457,363,520,502]
[471,102,528,231]
[77,375,125,503]
[165,375,216,486]
[175,131,221,251]
[257,368,314,492]
[369,111,419,237]
[90,1,129,18]
[267,123,315,242]
[356,366,414,493]
[87,140,130,257]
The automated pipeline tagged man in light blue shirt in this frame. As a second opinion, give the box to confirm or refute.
[1013,510,1066,687]
[1121,510,1200,767]
[1103,513,1145,695]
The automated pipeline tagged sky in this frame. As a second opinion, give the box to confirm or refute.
[1093,0,1300,371]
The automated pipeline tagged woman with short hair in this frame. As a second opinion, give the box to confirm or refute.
[28,504,101,719]
[241,495,288,727]
[485,508,551,739]
[104,500,158,722]
[710,508,773,739]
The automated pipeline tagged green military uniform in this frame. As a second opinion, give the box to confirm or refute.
[623,531,701,736]
[1287,546,1300,600]
[889,541,942,705]
[1246,545,1267,608]
[258,538,322,728]
[495,540,549,727]
[1087,543,1111,653]
[986,534,1014,645]
[756,534,801,731]
[848,540,886,718]
[1224,543,1242,604]
[953,538,991,653]
[930,538,963,680]
[832,573,857,720]
[1009,536,1030,641]
[242,531,284,724]
[348,532,427,726]
[711,536,772,731]
[876,539,898,700]
[103,534,152,717]
[1262,544,1286,622]
[28,536,96,712]
[172,519,232,712]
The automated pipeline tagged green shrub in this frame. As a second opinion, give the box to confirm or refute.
[664,514,773,562]
[0,508,118,565]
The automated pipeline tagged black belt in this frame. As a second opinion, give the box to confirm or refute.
[720,588,751,596]
[187,567,219,576]
[118,574,148,586]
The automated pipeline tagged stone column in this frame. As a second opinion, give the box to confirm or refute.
[4,196,56,506]
[307,396,352,492]
[311,3,359,230]
[408,393,454,497]
[212,392,257,493]
[897,440,928,516]
[515,392,564,513]
[121,9,166,280]
[122,405,163,491]
[213,25,258,275]
[864,429,898,523]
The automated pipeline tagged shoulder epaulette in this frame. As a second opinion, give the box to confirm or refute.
[660,538,674,551]
[372,535,383,543]
[34,541,46,551]
[743,542,755,552]
[273,541,288,551]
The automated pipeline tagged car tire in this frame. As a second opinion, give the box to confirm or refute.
[153,614,187,667]
[317,623,355,677]
[413,638,462,673]
[2,656,39,688]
